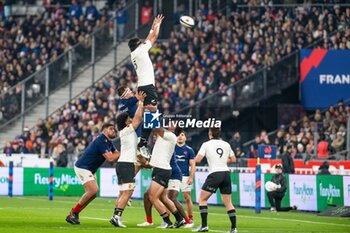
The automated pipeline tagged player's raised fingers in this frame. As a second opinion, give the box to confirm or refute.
[138,90,146,97]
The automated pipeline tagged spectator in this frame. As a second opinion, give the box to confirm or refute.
[54,144,68,167]
[116,2,128,40]
[173,4,186,25]
[331,132,345,153]
[317,134,329,159]
[282,144,295,174]
[229,131,242,151]
[69,0,83,19]
[85,0,100,22]
[249,135,261,158]
[259,130,270,144]
[10,141,21,154]
[295,143,304,159]
[318,161,331,175]
[141,1,152,25]
[274,129,285,154]
[3,141,12,156]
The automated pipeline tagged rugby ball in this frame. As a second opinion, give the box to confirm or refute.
[180,16,195,28]
[265,181,278,192]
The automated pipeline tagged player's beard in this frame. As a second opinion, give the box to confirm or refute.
[108,132,117,139]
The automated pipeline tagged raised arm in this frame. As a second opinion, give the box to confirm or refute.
[146,14,164,45]
[131,91,146,130]
[152,128,165,138]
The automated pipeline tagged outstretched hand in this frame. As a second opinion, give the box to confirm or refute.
[154,14,164,25]
[152,14,164,29]
[135,91,147,102]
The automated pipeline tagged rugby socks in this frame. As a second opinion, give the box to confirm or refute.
[72,203,83,213]
[146,215,153,224]
[199,205,208,227]
[185,217,191,224]
[227,209,236,229]
[114,208,124,217]
[139,128,152,147]
[172,210,183,222]
[161,212,172,225]
[189,214,193,221]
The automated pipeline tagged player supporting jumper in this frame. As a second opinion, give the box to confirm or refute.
[194,127,237,233]
[66,122,120,224]
[138,125,185,228]
[136,153,190,228]
[117,85,144,174]
[110,91,145,228]
[128,14,164,158]
[175,128,196,224]
[167,152,193,228]
[117,86,142,138]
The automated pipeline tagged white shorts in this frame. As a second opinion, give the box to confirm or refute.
[167,179,181,192]
[119,183,135,191]
[74,166,96,185]
[180,176,192,192]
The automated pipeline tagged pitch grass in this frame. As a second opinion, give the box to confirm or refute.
[0,196,349,233]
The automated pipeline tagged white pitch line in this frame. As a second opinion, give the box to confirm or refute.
[53,226,123,230]
[7,197,350,228]
[207,212,350,228]
[13,197,115,207]
[80,216,110,221]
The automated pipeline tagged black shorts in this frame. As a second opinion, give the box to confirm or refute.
[116,162,135,184]
[202,171,231,194]
[152,167,172,188]
[138,84,158,106]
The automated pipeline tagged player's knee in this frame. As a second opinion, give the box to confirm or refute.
[198,197,206,205]
[148,193,156,203]
[184,193,191,202]
[169,195,178,203]
[90,186,98,195]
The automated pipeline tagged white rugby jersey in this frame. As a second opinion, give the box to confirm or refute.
[130,40,155,86]
[198,139,235,174]
[118,124,138,163]
[150,130,177,170]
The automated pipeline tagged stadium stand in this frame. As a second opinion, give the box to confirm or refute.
[243,99,349,160]
[0,1,105,121]
[1,3,350,167]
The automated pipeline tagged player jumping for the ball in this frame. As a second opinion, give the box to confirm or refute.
[128,14,164,159]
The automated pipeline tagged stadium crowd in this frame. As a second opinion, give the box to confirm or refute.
[2,3,350,166]
[243,100,349,161]
[0,0,106,120]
